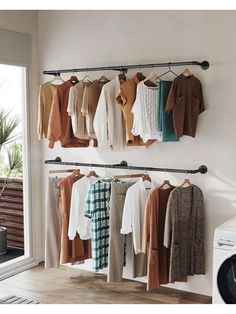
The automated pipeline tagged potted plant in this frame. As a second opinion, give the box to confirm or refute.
[0,109,22,255]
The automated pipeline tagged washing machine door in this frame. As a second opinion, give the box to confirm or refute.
[217,254,236,303]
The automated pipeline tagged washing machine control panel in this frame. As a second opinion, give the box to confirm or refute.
[214,229,236,249]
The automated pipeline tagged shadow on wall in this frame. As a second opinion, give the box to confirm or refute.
[203,168,236,275]
[206,169,236,225]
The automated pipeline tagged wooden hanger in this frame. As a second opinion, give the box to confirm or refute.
[113,173,144,180]
[118,73,127,84]
[135,72,146,81]
[87,170,99,178]
[69,75,79,84]
[159,180,172,189]
[179,178,192,187]
[48,168,83,179]
[142,71,159,86]
[49,74,65,84]
[49,169,75,174]
[72,169,82,178]
[142,173,152,182]
[97,75,109,83]
[182,68,192,77]
[81,74,94,82]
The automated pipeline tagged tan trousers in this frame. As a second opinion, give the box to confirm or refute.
[108,182,147,282]
[45,177,62,268]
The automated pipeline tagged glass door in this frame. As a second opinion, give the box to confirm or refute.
[0,29,38,282]
[0,62,37,280]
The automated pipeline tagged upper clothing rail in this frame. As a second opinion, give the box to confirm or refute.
[43,60,210,75]
[45,157,208,174]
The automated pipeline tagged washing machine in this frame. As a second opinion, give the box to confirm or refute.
[213,216,236,303]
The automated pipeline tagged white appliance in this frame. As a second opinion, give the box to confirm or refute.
[213,216,236,304]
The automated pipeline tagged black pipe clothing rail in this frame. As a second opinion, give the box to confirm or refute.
[45,157,208,174]
[43,60,210,75]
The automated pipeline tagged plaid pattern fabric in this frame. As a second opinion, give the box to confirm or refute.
[84,179,112,271]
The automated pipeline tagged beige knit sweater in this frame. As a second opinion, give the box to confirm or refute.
[37,82,58,140]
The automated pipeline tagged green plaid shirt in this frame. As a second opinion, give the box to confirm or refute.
[84,179,112,271]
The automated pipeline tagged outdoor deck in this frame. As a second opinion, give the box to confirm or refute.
[0,177,24,249]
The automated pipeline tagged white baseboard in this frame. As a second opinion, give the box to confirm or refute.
[0,257,39,281]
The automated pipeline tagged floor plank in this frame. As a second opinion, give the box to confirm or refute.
[0,264,212,304]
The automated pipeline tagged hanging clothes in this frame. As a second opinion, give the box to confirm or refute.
[165,74,205,137]
[108,181,147,282]
[59,174,92,264]
[164,185,205,283]
[158,81,179,142]
[93,75,126,150]
[84,179,114,271]
[45,176,62,269]
[47,80,91,148]
[37,82,57,140]
[67,81,90,140]
[131,81,162,143]
[120,178,156,254]
[116,72,155,146]
[81,80,108,141]
[142,185,175,290]
[68,176,98,240]
[108,182,133,282]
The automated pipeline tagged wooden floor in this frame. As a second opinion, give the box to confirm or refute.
[0,264,212,304]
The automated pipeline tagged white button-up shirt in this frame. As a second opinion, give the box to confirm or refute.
[120,178,156,254]
[68,176,98,240]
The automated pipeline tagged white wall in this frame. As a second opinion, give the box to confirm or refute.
[38,10,236,297]
[0,11,43,261]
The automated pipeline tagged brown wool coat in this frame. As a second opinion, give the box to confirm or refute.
[164,185,205,283]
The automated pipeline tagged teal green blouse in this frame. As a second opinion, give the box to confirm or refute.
[158,81,179,142]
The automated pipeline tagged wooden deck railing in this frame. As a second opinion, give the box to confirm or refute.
[0,178,24,248]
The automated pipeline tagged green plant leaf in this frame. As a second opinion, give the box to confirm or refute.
[6,142,23,172]
[0,109,20,151]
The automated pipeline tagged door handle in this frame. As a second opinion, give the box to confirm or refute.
[217,242,235,247]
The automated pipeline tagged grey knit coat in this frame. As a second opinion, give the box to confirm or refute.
[164,185,205,283]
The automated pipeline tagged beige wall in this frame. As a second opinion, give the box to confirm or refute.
[0,11,43,261]
[38,10,236,297]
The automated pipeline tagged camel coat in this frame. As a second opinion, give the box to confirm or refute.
[142,186,175,290]
[59,174,91,264]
